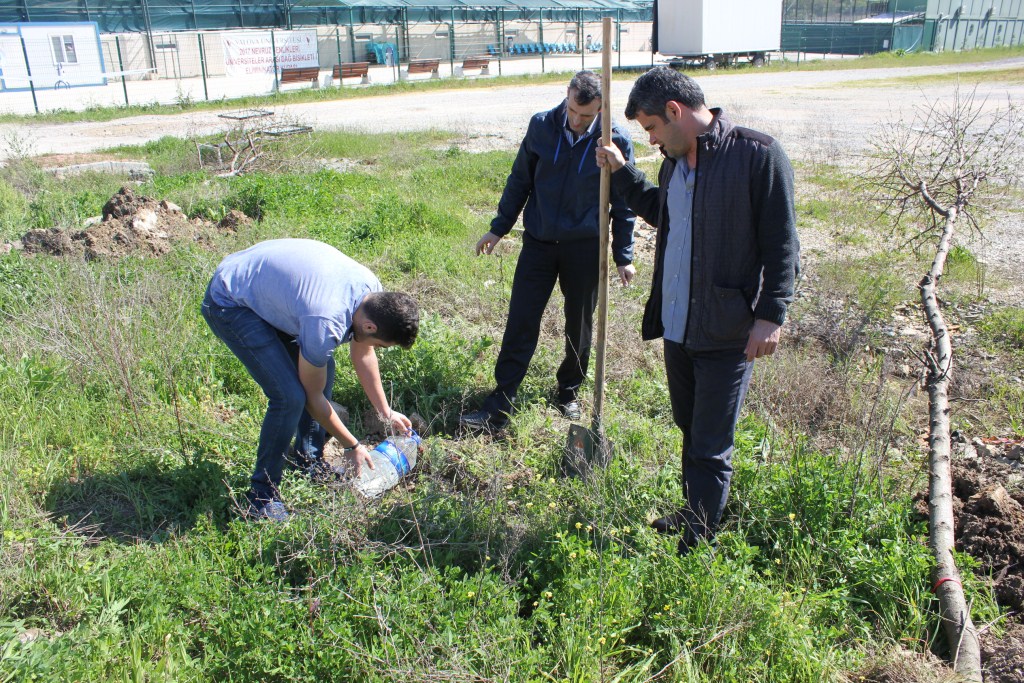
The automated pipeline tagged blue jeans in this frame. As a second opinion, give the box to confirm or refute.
[664,341,754,550]
[202,287,335,503]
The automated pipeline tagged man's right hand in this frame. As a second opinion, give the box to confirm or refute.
[345,443,375,477]
[476,231,502,255]
[596,145,626,172]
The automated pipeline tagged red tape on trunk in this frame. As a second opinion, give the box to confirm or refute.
[932,576,962,592]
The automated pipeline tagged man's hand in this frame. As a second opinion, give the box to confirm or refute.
[385,410,413,434]
[745,319,782,362]
[344,444,375,477]
[476,232,502,256]
[595,145,626,172]
[617,264,636,287]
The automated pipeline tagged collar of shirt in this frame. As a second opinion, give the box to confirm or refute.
[673,158,695,188]
[563,108,598,146]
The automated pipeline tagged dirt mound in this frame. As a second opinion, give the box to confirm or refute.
[951,455,1024,622]
[983,622,1024,683]
[16,186,246,260]
[217,209,252,233]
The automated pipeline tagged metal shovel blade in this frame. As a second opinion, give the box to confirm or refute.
[561,423,613,478]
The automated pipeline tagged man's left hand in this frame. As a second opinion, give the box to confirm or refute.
[617,264,636,287]
[744,319,782,362]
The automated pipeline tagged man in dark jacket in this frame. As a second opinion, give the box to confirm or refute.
[597,67,799,554]
[461,71,637,431]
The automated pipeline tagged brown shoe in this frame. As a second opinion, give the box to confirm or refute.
[650,509,687,535]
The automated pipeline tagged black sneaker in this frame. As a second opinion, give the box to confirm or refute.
[459,409,507,432]
[650,509,687,535]
[558,400,582,421]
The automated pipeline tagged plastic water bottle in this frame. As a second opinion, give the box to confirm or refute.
[352,431,421,499]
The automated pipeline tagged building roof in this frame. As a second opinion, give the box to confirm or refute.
[293,0,648,7]
[854,11,925,25]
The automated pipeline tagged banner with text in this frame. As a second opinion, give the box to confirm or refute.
[222,30,318,77]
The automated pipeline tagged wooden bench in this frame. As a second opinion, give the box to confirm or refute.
[332,62,371,85]
[458,56,490,76]
[278,66,320,89]
[402,58,440,80]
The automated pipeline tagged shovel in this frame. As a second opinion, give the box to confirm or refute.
[562,17,615,478]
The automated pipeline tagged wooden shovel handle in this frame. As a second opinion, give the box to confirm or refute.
[591,16,612,434]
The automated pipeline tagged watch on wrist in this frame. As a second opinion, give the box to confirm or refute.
[343,441,361,452]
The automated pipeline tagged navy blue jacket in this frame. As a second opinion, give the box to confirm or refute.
[491,99,637,266]
[612,110,799,350]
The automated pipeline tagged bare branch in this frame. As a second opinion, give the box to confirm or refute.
[918,180,949,218]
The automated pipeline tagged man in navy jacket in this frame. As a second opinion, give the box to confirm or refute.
[461,71,636,431]
[597,67,799,554]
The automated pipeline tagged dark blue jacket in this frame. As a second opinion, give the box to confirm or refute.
[491,99,637,266]
[612,109,799,350]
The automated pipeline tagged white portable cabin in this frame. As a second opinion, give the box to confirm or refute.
[0,22,106,91]
[657,0,782,60]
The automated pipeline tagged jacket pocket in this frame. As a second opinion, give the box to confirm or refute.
[705,286,754,343]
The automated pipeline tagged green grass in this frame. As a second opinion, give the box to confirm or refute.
[773,43,1024,72]
[0,127,1005,681]
[0,71,575,125]
[830,66,1024,89]
[978,306,1024,354]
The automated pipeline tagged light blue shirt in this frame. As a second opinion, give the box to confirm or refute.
[562,106,598,146]
[662,159,696,344]
[209,238,382,367]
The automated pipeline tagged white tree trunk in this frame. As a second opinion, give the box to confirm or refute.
[920,206,982,681]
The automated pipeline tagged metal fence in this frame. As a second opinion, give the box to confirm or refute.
[0,17,656,115]
[781,21,900,53]
[783,0,905,23]
[1,1,655,34]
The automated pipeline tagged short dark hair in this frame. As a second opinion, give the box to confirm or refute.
[624,66,706,121]
[361,292,419,349]
[569,70,601,106]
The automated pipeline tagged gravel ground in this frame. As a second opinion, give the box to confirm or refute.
[2,56,1022,299]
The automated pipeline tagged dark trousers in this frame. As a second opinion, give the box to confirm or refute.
[664,340,754,550]
[202,288,335,503]
[482,233,599,416]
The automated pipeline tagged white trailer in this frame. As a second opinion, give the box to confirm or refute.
[0,22,106,91]
[657,0,782,69]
